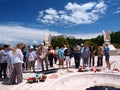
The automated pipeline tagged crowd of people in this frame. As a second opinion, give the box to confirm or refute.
[0,42,110,85]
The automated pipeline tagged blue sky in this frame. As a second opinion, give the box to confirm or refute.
[0,0,120,44]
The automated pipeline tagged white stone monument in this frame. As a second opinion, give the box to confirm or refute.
[103,30,111,45]
[45,33,51,46]
[103,30,118,55]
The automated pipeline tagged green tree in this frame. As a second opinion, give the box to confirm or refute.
[90,35,104,46]
[111,31,120,44]
[51,36,68,48]
[67,38,84,46]
[51,30,120,49]
[84,40,98,55]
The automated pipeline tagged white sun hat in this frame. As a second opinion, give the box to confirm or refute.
[30,45,34,49]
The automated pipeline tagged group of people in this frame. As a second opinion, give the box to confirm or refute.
[0,42,110,85]
[0,43,23,84]
[73,43,110,69]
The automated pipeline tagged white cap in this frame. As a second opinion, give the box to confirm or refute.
[81,43,84,46]
[30,45,34,49]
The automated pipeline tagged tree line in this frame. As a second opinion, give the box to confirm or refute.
[51,30,120,49]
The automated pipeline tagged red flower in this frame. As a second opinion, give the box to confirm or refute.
[27,77,36,83]
[91,68,93,71]
[27,74,47,83]
[112,68,119,72]
[40,75,47,81]
[90,67,101,72]
[79,67,83,71]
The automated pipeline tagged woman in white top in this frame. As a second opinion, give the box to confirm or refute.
[9,44,23,84]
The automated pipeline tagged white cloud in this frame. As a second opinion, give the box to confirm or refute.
[0,25,102,45]
[45,8,58,15]
[114,10,120,14]
[95,1,107,14]
[37,1,107,26]
[65,2,82,11]
[0,25,60,45]
[68,33,102,39]
[114,7,120,14]
[38,8,59,24]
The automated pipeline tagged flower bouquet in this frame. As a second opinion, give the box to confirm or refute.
[78,67,88,72]
[27,73,47,83]
[112,68,119,73]
[27,77,36,83]
[90,67,101,73]
[40,75,47,82]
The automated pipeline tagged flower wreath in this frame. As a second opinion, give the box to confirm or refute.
[112,68,119,72]
[27,73,47,83]
[90,67,101,72]
[78,67,88,72]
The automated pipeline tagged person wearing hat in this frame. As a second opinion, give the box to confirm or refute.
[26,45,36,72]
[37,43,48,71]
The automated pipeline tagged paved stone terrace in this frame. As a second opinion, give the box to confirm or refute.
[0,55,120,90]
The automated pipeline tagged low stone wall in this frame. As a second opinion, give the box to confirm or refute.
[110,50,118,55]
[117,49,120,55]
[45,73,120,90]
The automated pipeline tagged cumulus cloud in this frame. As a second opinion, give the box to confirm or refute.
[0,25,60,45]
[0,25,102,45]
[37,1,107,26]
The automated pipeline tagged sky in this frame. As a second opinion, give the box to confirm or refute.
[0,0,120,45]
